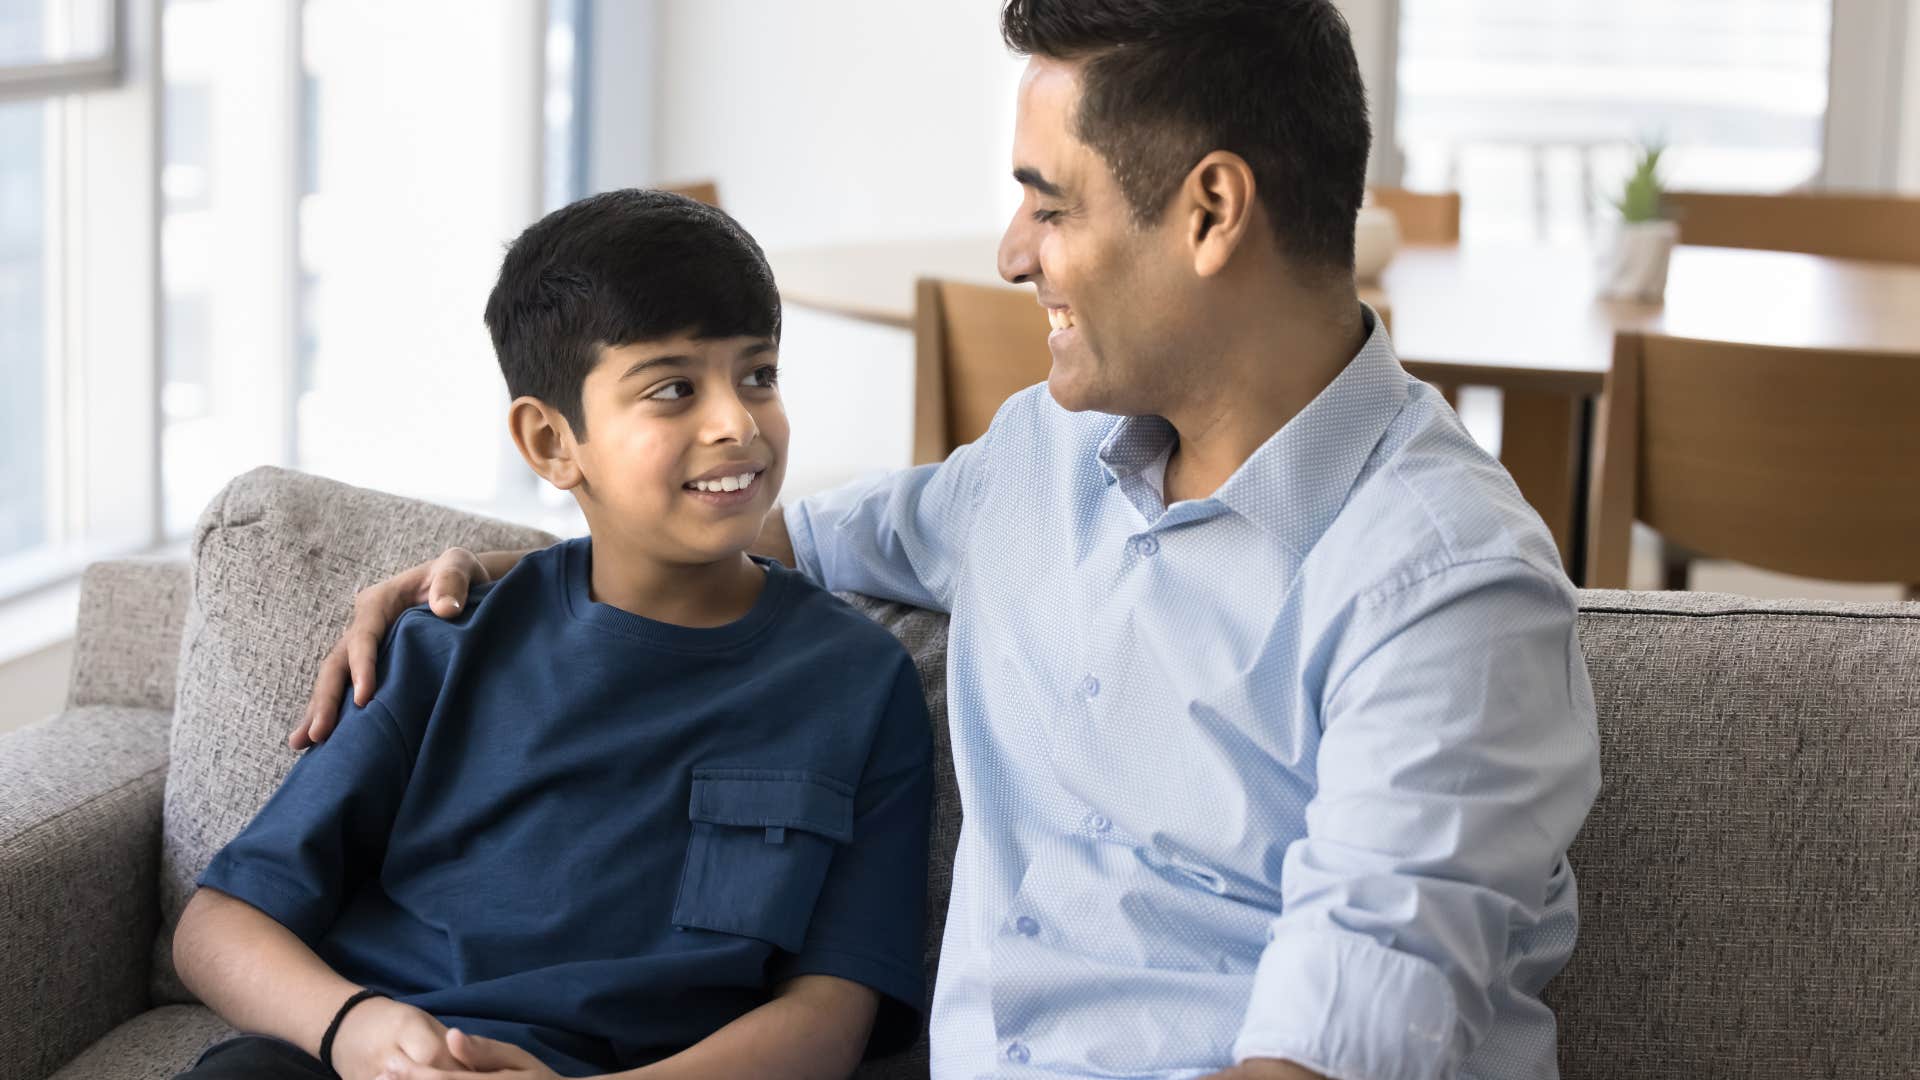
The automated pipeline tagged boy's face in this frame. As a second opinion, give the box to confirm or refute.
[568,332,788,565]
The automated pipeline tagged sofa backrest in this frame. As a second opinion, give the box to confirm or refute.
[1549,590,1920,1078]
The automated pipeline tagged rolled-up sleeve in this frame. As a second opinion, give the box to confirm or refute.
[785,431,991,614]
[1234,558,1601,1080]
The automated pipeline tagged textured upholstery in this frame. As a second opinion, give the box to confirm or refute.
[0,706,171,1080]
[1549,589,1920,1077]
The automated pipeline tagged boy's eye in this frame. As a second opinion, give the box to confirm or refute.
[647,380,693,401]
[743,364,780,389]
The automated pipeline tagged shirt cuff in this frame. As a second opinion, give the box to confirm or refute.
[1233,926,1462,1080]
[197,852,328,943]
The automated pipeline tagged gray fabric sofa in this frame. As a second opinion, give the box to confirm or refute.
[4,466,1916,1080]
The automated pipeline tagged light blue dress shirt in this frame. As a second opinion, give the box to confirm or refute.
[787,309,1601,1080]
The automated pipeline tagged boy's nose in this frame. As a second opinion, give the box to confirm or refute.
[704,392,759,446]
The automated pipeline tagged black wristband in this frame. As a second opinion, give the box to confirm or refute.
[319,988,389,1074]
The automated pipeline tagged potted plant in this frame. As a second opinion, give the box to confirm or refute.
[1598,140,1680,302]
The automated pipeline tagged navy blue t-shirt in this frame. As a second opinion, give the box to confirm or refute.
[200,538,932,1076]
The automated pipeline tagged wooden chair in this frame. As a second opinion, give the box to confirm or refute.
[661,180,721,208]
[1663,191,1920,264]
[1586,332,1920,593]
[912,278,1052,464]
[1367,186,1462,245]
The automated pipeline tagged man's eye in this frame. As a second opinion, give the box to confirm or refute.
[648,381,692,401]
[1032,209,1062,224]
[743,365,780,388]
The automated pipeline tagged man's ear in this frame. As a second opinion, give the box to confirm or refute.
[1179,150,1258,278]
[508,396,585,491]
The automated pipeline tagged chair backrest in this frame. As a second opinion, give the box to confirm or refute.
[1586,332,1920,586]
[661,180,721,208]
[1662,190,1920,264]
[1367,185,1462,244]
[912,278,1051,464]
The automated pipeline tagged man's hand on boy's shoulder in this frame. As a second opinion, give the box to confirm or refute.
[329,997,465,1080]
[374,1027,560,1080]
[293,546,494,750]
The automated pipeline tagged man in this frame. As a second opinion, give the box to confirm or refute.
[300,2,1600,1077]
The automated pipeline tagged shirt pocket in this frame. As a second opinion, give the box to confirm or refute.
[670,767,855,953]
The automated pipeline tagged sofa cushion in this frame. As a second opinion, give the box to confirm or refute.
[47,1005,235,1080]
[1550,589,1920,1079]
[156,467,557,1002]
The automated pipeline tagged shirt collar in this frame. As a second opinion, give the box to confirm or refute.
[1095,303,1410,554]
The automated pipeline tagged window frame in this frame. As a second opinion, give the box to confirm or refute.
[0,0,157,607]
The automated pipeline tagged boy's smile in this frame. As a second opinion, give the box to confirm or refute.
[682,460,769,505]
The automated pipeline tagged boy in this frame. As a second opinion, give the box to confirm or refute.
[171,190,932,1080]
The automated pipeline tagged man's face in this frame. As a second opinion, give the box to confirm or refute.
[569,333,789,565]
[998,56,1189,417]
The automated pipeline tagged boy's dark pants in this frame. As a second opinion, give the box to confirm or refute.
[175,1036,334,1079]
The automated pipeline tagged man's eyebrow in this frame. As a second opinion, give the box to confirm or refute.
[620,354,693,381]
[1013,167,1065,198]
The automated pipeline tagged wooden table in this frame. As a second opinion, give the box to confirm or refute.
[770,236,1920,582]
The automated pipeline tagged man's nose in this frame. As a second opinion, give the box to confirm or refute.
[998,206,1038,285]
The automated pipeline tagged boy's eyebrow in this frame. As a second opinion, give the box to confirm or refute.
[1013,166,1065,198]
[619,354,693,381]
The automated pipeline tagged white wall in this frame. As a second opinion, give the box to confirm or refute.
[1900,3,1920,192]
[649,0,1023,251]
[0,639,72,734]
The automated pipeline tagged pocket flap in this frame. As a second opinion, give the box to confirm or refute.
[688,768,855,843]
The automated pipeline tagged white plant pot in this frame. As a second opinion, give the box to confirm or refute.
[1354,205,1401,284]
[1599,219,1679,302]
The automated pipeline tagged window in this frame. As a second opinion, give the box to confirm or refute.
[0,98,49,564]
[1395,0,1833,243]
[0,0,136,601]
[160,0,587,537]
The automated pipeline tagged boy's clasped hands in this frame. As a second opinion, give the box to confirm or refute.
[334,998,561,1080]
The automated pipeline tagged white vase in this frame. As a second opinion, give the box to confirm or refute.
[1599,219,1679,302]
[1354,205,1401,285]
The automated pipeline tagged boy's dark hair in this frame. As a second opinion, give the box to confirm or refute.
[484,188,781,438]
[1001,0,1371,276]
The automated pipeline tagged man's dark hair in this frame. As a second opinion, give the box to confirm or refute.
[483,188,780,438]
[1002,0,1371,275]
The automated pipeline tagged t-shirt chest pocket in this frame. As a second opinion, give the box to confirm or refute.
[671,768,855,953]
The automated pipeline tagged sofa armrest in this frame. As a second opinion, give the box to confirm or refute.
[66,557,191,712]
[0,705,170,1080]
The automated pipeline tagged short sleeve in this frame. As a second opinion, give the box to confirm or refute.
[197,696,411,941]
[193,606,459,942]
[773,656,934,1057]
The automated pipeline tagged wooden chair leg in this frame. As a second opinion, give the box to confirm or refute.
[1660,540,1692,592]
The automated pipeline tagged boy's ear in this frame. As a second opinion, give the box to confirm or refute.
[508,396,585,491]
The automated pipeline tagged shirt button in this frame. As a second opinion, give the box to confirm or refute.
[1131,535,1160,556]
[1014,915,1040,937]
[1089,814,1111,833]
[1080,675,1100,699]
[1006,1042,1031,1065]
